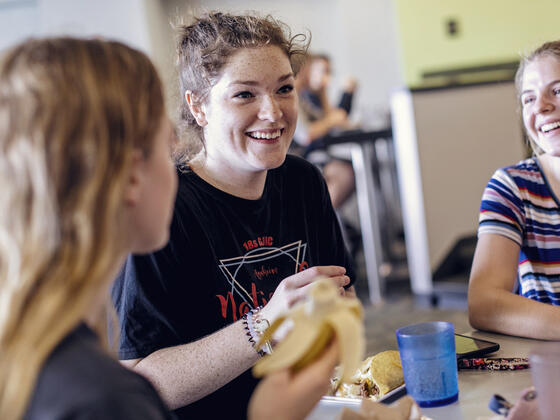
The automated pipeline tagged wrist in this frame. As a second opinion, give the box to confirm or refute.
[242,306,273,356]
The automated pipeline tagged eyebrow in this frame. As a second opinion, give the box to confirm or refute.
[522,79,560,95]
[228,73,294,87]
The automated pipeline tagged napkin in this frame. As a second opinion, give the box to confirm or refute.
[335,396,432,420]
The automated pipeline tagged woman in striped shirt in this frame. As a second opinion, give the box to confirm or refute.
[468,40,560,339]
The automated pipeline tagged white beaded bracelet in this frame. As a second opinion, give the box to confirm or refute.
[243,306,273,356]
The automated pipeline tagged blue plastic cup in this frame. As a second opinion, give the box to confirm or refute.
[396,321,458,407]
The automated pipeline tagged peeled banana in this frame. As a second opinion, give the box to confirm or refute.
[253,277,365,383]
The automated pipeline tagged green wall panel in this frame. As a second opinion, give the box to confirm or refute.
[394,0,560,86]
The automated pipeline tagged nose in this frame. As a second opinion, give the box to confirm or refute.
[258,95,283,121]
[535,93,554,113]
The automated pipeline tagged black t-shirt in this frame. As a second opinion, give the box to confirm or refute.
[25,323,174,420]
[112,154,355,419]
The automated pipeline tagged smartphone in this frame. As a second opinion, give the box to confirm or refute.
[455,334,500,359]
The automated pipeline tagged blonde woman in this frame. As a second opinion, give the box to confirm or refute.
[0,37,338,420]
[469,40,560,339]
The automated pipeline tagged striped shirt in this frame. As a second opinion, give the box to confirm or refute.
[479,158,560,304]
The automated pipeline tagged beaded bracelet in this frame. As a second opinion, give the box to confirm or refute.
[242,306,273,357]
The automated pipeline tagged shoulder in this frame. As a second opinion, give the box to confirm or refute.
[499,158,541,181]
[27,325,168,419]
[488,158,541,190]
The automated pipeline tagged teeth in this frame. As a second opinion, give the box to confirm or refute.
[253,277,365,384]
[248,129,281,140]
[541,121,560,133]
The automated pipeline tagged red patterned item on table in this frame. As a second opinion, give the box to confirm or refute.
[458,357,529,371]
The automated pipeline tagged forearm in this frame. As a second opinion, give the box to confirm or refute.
[469,286,560,339]
[132,320,259,410]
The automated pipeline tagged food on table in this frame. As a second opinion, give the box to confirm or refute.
[253,277,365,383]
[332,350,404,400]
[338,396,431,420]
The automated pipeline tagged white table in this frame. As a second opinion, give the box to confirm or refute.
[307,331,542,420]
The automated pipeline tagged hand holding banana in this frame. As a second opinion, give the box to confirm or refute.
[253,276,365,383]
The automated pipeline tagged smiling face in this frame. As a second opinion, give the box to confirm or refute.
[521,55,560,156]
[196,45,297,178]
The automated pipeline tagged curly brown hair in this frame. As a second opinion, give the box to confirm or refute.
[174,11,309,164]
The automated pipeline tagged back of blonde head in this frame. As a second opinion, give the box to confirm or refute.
[0,38,164,418]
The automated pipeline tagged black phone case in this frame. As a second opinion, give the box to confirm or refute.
[455,333,500,359]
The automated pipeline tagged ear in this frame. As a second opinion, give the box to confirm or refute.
[123,150,145,207]
[185,90,208,127]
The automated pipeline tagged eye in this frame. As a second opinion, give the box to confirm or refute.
[522,95,535,106]
[554,87,560,96]
[234,91,254,99]
[277,84,294,94]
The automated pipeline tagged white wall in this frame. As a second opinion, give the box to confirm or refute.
[0,0,178,107]
[0,0,152,53]
[0,0,403,123]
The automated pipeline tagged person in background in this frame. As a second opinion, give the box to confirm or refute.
[293,53,357,210]
[468,40,560,340]
[0,37,339,420]
[111,12,355,420]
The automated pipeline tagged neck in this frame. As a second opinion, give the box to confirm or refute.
[539,153,560,176]
[190,154,267,200]
[84,252,127,328]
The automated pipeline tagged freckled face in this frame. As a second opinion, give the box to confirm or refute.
[199,45,298,176]
[521,55,560,156]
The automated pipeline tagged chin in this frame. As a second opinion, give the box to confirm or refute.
[258,148,288,167]
[153,233,170,252]
[134,232,169,254]
[261,156,287,170]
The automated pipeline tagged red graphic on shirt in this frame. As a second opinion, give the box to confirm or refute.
[215,240,308,321]
[216,282,274,321]
[243,236,273,251]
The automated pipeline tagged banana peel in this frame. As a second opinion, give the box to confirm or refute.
[252,277,365,383]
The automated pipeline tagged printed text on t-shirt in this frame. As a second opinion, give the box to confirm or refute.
[243,236,273,251]
[216,282,273,321]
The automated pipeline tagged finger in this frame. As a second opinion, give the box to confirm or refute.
[330,275,350,288]
[286,275,349,306]
[286,282,316,307]
[343,285,357,298]
[285,266,346,289]
[305,265,347,278]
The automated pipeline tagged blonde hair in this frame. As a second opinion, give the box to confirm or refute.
[515,40,560,154]
[0,37,164,418]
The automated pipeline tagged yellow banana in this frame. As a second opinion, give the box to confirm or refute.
[253,277,365,383]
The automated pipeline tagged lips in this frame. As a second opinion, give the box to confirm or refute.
[246,128,283,140]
